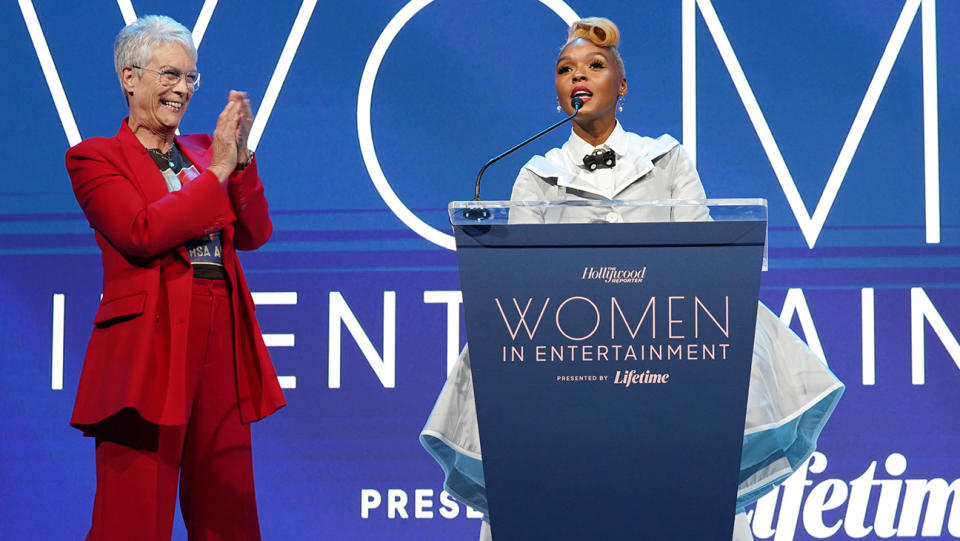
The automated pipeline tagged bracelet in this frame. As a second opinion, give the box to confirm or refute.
[236,149,254,171]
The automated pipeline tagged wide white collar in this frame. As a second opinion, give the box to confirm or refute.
[563,121,631,162]
[522,124,679,199]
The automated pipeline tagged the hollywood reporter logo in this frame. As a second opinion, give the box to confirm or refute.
[582,266,647,284]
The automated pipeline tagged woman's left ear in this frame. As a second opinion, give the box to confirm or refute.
[620,77,628,96]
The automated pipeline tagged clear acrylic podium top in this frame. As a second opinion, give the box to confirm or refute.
[449,198,768,270]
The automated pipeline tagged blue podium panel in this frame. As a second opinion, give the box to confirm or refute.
[454,219,766,540]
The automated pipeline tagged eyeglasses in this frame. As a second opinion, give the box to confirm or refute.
[131,65,201,91]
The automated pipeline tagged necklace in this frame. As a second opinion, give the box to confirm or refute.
[147,146,177,170]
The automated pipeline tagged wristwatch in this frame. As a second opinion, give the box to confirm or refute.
[236,149,254,171]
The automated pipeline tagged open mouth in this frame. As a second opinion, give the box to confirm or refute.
[160,99,182,112]
[571,88,593,102]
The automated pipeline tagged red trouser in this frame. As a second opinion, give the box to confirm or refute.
[87,278,261,540]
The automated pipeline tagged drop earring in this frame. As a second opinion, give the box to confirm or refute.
[617,95,624,112]
[557,103,562,112]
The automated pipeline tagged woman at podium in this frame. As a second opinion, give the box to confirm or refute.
[420,17,843,541]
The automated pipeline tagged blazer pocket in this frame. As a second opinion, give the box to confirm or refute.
[94,291,147,328]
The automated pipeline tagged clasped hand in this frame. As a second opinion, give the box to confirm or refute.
[209,91,254,182]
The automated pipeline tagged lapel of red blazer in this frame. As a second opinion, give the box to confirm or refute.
[115,118,197,263]
[115,118,170,204]
[176,134,213,170]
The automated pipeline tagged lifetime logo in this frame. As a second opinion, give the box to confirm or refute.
[581,266,647,284]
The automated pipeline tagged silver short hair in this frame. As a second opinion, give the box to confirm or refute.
[114,15,196,92]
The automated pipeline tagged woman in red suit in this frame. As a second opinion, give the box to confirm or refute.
[66,15,285,540]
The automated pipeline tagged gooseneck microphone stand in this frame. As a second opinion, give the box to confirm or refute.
[468,98,584,215]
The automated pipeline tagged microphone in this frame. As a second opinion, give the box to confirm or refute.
[464,97,583,220]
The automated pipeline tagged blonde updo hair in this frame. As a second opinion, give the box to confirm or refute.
[564,17,625,77]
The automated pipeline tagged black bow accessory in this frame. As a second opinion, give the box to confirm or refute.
[583,148,616,171]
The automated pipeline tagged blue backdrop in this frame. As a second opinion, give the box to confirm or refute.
[1,1,958,539]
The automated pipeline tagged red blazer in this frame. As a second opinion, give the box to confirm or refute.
[66,119,285,433]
